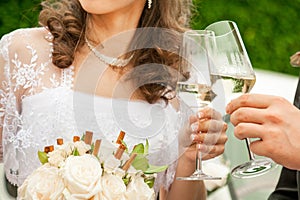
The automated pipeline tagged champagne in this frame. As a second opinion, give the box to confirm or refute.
[210,73,256,102]
[176,82,216,109]
[177,74,255,109]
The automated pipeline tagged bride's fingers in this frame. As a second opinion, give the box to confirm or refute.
[202,120,227,133]
[191,133,217,145]
[186,110,228,148]
[189,108,223,123]
[191,131,228,145]
[191,119,227,133]
[185,143,225,160]
[200,144,225,160]
[198,107,223,120]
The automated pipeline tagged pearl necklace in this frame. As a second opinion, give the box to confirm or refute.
[85,37,134,67]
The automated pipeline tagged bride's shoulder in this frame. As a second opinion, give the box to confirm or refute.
[2,27,49,39]
[1,27,51,50]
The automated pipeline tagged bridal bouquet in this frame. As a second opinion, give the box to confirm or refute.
[18,131,167,200]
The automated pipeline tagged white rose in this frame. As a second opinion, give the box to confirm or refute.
[62,154,102,199]
[103,155,121,173]
[125,175,155,200]
[59,141,75,156]
[114,168,126,178]
[203,161,230,191]
[98,142,118,161]
[74,141,91,156]
[126,166,140,175]
[18,163,65,200]
[100,172,126,200]
[48,149,66,168]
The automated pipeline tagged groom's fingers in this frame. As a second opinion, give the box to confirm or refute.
[226,93,274,114]
[230,107,267,125]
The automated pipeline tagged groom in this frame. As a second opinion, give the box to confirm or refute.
[268,52,300,199]
[226,51,300,200]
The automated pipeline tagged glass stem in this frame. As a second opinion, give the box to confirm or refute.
[245,138,255,161]
[195,143,203,171]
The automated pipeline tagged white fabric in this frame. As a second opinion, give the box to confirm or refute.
[0,28,188,195]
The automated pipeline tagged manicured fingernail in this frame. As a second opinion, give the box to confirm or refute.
[191,122,199,132]
[197,111,204,119]
[190,134,196,141]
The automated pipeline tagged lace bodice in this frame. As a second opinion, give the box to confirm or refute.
[0,28,189,192]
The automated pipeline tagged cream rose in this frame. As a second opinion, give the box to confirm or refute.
[102,155,121,173]
[62,154,102,199]
[18,163,65,200]
[59,141,75,156]
[74,141,91,156]
[125,175,155,200]
[48,149,66,168]
[100,172,126,200]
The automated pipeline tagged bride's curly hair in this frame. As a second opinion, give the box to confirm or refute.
[39,0,192,104]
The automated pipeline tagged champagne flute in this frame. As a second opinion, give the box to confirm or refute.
[205,20,277,178]
[176,30,221,180]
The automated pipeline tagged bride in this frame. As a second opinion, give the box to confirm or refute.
[0,0,228,199]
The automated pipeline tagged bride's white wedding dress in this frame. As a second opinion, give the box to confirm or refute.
[0,27,190,196]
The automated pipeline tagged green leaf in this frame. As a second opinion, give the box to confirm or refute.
[131,154,149,172]
[144,164,168,174]
[90,142,95,154]
[73,148,80,156]
[132,143,144,154]
[130,140,167,174]
[144,139,149,155]
[81,134,85,141]
[122,175,131,186]
[144,176,155,188]
[38,151,48,164]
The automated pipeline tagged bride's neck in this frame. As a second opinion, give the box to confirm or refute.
[87,4,145,44]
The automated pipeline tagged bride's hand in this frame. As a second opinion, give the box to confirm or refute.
[180,107,228,162]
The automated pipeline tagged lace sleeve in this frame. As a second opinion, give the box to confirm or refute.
[0,33,10,162]
[0,32,22,163]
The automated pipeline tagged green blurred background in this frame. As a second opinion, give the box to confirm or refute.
[192,0,300,76]
[1,0,300,76]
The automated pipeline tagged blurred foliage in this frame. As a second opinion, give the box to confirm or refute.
[191,0,300,76]
[0,0,41,37]
[0,0,300,75]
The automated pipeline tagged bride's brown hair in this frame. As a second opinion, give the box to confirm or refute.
[39,0,192,103]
